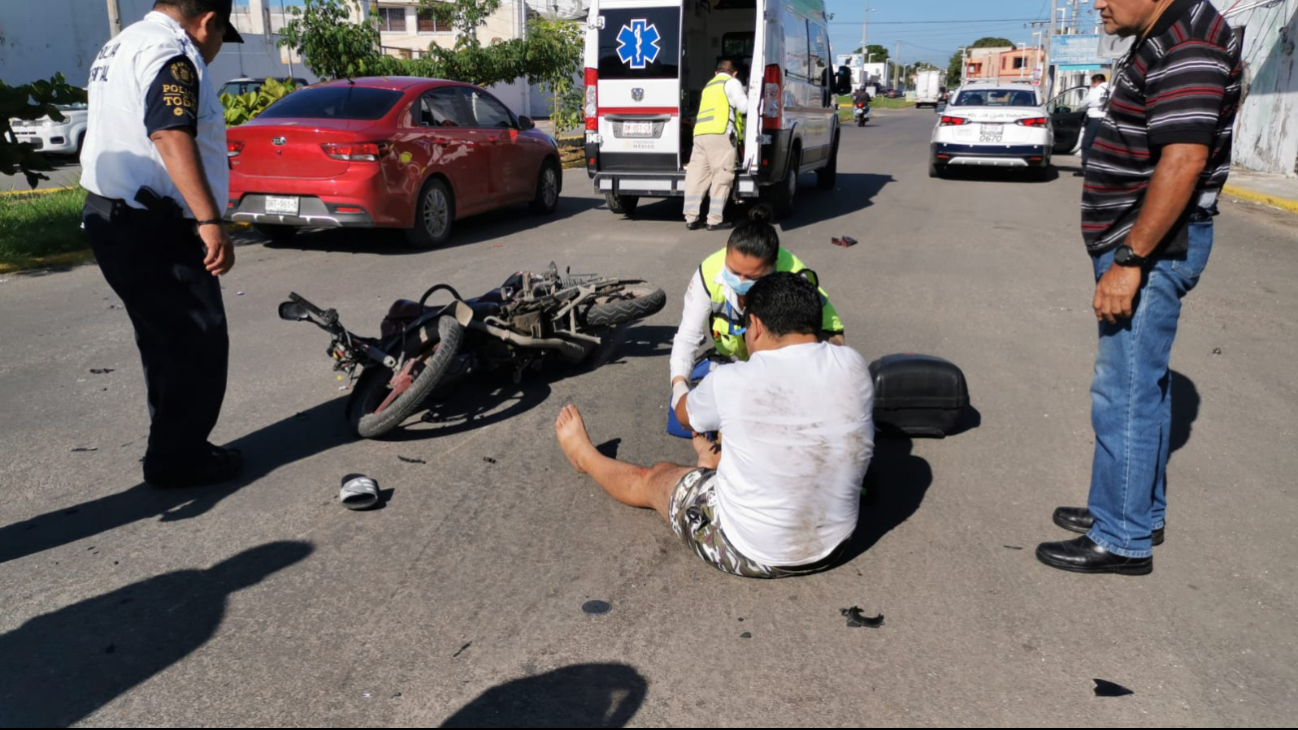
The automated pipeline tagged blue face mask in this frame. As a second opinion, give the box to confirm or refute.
[721,267,756,296]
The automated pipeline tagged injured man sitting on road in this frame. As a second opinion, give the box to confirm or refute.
[556,273,875,578]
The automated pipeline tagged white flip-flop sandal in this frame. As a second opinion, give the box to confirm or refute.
[340,474,380,511]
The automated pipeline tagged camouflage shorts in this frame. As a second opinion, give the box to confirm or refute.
[668,468,843,579]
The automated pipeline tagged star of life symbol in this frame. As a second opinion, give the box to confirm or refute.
[616,20,661,70]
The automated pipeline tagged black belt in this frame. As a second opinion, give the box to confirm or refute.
[85,191,192,226]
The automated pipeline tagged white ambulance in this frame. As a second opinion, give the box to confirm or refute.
[582,0,846,218]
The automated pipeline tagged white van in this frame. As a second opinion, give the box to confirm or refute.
[582,0,845,218]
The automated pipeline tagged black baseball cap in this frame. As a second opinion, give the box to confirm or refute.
[205,0,245,43]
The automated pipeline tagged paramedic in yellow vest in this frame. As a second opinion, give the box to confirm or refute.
[669,219,846,408]
[684,60,748,231]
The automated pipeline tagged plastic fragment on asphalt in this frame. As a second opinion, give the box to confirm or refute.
[1093,679,1134,697]
[71,447,98,452]
[841,606,884,628]
[89,368,114,374]
[398,455,426,464]
[582,600,612,615]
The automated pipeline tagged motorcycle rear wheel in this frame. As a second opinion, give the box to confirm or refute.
[584,284,667,328]
[347,316,465,439]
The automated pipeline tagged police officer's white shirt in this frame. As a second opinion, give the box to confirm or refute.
[1084,82,1110,120]
[80,11,228,217]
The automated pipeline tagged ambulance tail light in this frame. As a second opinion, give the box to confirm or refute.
[762,65,782,131]
[584,68,599,131]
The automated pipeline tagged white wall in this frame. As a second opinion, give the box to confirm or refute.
[0,0,316,89]
[1211,0,1298,176]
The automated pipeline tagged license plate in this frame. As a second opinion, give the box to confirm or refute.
[622,121,653,137]
[979,124,1004,143]
[265,196,299,215]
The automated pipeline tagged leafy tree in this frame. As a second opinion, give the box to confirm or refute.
[850,44,890,64]
[278,0,382,80]
[0,74,86,189]
[220,78,298,127]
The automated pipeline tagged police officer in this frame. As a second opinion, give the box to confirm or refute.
[683,59,749,232]
[80,1,243,488]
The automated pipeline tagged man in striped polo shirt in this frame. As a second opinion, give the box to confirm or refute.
[1037,0,1242,576]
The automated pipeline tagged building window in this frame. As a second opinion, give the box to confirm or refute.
[1013,57,1026,70]
[377,7,406,33]
[418,5,453,33]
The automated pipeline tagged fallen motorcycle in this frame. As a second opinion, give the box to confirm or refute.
[279,264,666,439]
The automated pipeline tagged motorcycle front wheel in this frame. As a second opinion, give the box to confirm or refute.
[347,316,465,439]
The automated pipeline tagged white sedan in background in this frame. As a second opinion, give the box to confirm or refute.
[8,101,89,156]
[929,83,1054,180]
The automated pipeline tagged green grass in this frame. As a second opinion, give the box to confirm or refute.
[0,187,90,270]
[871,97,917,110]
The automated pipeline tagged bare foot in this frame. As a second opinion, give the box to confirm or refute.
[555,404,597,474]
[692,432,721,470]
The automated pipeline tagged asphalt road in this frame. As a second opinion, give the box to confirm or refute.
[2,108,1296,727]
[1,158,82,193]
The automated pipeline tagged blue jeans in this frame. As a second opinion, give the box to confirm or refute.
[1086,220,1214,558]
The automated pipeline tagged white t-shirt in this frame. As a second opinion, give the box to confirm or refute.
[80,12,228,217]
[1084,82,1110,119]
[686,341,875,567]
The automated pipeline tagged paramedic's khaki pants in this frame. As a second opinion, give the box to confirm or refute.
[683,134,736,226]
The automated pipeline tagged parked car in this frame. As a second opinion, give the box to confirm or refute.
[929,83,1054,180]
[225,77,563,247]
[219,77,310,98]
[8,101,89,155]
[581,0,845,219]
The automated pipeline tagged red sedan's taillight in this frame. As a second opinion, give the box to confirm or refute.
[1016,117,1049,127]
[227,140,244,157]
[321,142,392,161]
[584,67,598,131]
[939,116,969,126]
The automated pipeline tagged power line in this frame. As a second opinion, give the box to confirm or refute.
[828,17,1046,26]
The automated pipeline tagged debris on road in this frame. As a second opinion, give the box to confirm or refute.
[1213,347,1223,355]
[582,600,612,615]
[483,457,497,464]
[340,475,381,510]
[740,631,753,639]
[453,641,472,658]
[832,236,858,248]
[1093,679,1134,697]
[841,606,884,628]
[1003,545,1024,550]
[89,368,114,374]
[397,455,426,464]
[71,447,98,453]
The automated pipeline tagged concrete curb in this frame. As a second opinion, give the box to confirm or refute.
[0,185,77,198]
[0,248,95,275]
[1222,184,1298,215]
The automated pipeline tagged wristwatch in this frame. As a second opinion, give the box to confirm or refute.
[1113,245,1148,268]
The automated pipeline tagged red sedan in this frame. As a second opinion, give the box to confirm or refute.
[225,77,563,247]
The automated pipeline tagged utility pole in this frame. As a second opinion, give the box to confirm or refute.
[895,40,901,90]
[959,47,968,86]
[107,0,122,37]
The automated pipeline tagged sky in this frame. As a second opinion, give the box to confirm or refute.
[823,0,1101,67]
[239,0,1104,67]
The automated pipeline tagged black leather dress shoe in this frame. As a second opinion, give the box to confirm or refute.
[1036,535,1152,575]
[1053,507,1164,546]
[686,220,704,231]
[707,221,734,231]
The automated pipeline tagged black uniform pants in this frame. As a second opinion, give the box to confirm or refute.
[83,202,229,470]
[1081,117,1103,168]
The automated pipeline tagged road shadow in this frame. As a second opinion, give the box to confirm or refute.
[839,433,934,564]
[939,165,1060,184]
[0,397,351,566]
[441,663,648,728]
[779,172,895,231]
[1169,370,1199,455]
[371,322,671,442]
[0,541,313,728]
[250,195,604,254]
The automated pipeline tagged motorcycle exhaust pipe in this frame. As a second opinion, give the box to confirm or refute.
[469,321,593,363]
